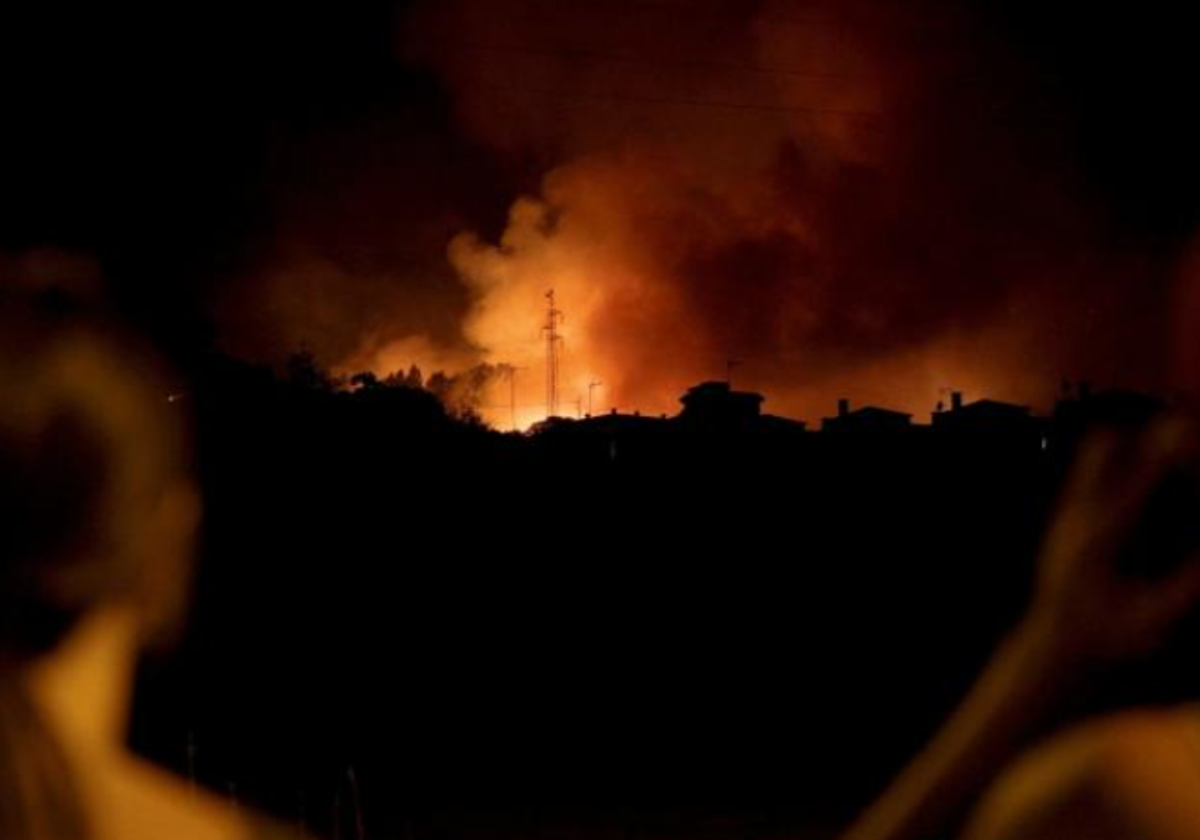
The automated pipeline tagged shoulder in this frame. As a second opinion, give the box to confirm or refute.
[964,707,1200,840]
[90,753,279,840]
[246,814,313,840]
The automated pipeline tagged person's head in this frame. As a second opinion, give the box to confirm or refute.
[0,291,198,838]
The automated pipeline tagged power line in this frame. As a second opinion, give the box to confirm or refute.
[478,403,556,410]
[459,76,1063,128]
[461,78,881,119]
[588,380,603,416]
[432,39,862,82]
[500,364,526,431]
[451,0,921,35]
[543,289,563,418]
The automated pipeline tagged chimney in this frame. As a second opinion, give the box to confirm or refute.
[951,391,963,411]
[837,398,850,417]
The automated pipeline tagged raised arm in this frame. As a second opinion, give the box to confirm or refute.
[840,416,1200,840]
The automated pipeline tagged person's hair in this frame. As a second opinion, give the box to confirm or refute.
[0,290,194,839]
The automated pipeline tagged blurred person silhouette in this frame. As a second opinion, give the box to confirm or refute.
[0,289,304,840]
[842,250,1200,840]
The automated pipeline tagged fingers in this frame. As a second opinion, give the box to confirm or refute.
[1033,413,1200,660]
[1067,412,1199,501]
[1131,413,1200,492]
[1098,413,1200,537]
[1062,429,1123,504]
[1137,550,1200,630]
[1042,414,1200,585]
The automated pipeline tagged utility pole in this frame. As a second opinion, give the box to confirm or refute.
[726,357,742,389]
[502,365,524,431]
[588,380,603,416]
[543,289,563,418]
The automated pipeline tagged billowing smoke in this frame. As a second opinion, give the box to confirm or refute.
[403,0,1164,424]
[218,0,1170,426]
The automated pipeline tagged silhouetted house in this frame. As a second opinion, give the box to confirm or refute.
[528,415,578,436]
[678,381,765,428]
[931,392,1040,434]
[1053,385,1166,431]
[821,399,912,433]
[576,408,671,435]
[759,414,808,434]
[536,409,671,440]
[1046,386,1167,458]
[532,409,670,463]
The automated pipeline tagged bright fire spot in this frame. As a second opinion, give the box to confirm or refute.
[316,0,1161,429]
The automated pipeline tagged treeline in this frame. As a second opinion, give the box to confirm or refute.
[281,348,512,427]
[127,350,1197,840]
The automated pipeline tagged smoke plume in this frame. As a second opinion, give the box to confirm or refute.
[399,0,1164,424]
[218,0,1170,426]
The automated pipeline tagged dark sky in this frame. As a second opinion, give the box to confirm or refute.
[3,1,1200,417]
[983,2,1200,240]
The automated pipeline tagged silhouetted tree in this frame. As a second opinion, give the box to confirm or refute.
[405,364,424,390]
[286,349,336,391]
[350,371,380,391]
[421,364,503,420]
[426,371,450,401]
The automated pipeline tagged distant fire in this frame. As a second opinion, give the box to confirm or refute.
[225,0,1168,428]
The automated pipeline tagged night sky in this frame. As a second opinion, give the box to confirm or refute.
[8,5,1200,834]
[3,1,1200,421]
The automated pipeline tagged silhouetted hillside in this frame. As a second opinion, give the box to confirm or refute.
[130,356,1190,839]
